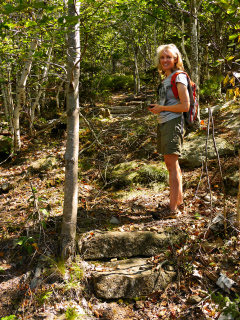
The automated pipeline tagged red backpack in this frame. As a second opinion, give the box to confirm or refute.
[171,71,199,127]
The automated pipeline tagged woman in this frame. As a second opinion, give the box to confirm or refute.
[148,44,190,219]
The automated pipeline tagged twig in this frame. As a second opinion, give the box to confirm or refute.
[35,112,67,136]
[209,108,227,235]
[79,108,102,149]
[205,108,213,217]
[29,180,41,235]
[0,151,14,166]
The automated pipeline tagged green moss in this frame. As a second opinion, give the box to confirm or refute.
[106,161,168,189]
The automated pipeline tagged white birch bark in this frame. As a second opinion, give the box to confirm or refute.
[13,39,38,151]
[56,79,65,109]
[190,0,199,87]
[30,46,53,130]
[7,65,14,133]
[237,161,240,225]
[61,1,80,260]
[180,19,191,71]
[0,68,9,120]
[133,45,140,94]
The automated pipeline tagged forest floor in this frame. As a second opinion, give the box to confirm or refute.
[0,93,240,320]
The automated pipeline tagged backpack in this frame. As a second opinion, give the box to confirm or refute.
[171,71,199,128]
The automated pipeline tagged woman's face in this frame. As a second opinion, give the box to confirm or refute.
[160,49,178,75]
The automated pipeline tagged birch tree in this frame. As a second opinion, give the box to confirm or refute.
[30,45,53,131]
[14,39,38,150]
[189,0,199,88]
[61,0,80,260]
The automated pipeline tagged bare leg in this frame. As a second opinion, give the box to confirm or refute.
[164,154,183,211]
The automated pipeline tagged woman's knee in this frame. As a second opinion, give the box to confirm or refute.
[164,154,179,172]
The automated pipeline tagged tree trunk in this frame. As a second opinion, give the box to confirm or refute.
[61,1,80,260]
[14,39,38,151]
[189,0,200,122]
[237,154,240,225]
[30,45,53,131]
[133,45,140,94]
[180,19,191,72]
[0,67,9,120]
[190,0,199,88]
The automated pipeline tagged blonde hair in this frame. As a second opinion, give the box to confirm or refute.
[155,44,184,75]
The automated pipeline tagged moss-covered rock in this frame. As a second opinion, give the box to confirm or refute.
[106,161,168,188]
[28,156,57,174]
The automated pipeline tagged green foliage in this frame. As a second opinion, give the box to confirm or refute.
[36,290,52,305]
[70,262,84,282]
[65,307,78,320]
[1,316,17,320]
[16,236,36,254]
[0,137,12,153]
[64,260,84,291]
[211,292,240,318]
[137,165,169,184]
[108,161,168,189]
[78,158,93,171]
[194,212,201,219]
[100,74,134,91]
[200,75,223,97]
[54,259,66,276]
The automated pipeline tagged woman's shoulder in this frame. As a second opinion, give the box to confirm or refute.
[175,72,188,86]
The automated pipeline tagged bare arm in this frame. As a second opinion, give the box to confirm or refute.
[148,82,190,114]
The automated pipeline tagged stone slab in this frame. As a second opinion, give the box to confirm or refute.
[91,258,176,299]
[78,231,171,260]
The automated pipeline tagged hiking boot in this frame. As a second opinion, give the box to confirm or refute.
[177,203,185,212]
[152,205,180,220]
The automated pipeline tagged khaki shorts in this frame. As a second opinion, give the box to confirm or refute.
[157,116,185,156]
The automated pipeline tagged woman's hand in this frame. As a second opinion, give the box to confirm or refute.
[148,82,190,115]
[147,104,163,114]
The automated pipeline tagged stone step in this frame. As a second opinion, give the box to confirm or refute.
[79,231,183,299]
[91,257,176,299]
[127,101,144,105]
[78,231,176,260]
[109,107,140,114]
[111,114,128,118]
[124,95,143,102]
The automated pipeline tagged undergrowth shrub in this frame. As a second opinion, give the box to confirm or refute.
[100,74,134,91]
[200,75,223,98]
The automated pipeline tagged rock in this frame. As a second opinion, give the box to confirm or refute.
[187,295,202,305]
[98,308,114,320]
[228,188,238,196]
[166,265,175,271]
[99,108,112,118]
[107,161,168,188]
[204,195,217,202]
[109,105,139,114]
[218,313,235,320]
[0,182,16,194]
[180,135,234,168]
[91,258,176,299]
[226,171,239,188]
[109,217,120,225]
[1,183,10,192]
[200,101,234,118]
[125,94,135,102]
[135,301,145,309]
[79,231,176,260]
[28,156,56,174]
[210,213,236,231]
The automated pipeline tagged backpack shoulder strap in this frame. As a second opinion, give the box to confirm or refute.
[171,71,190,99]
